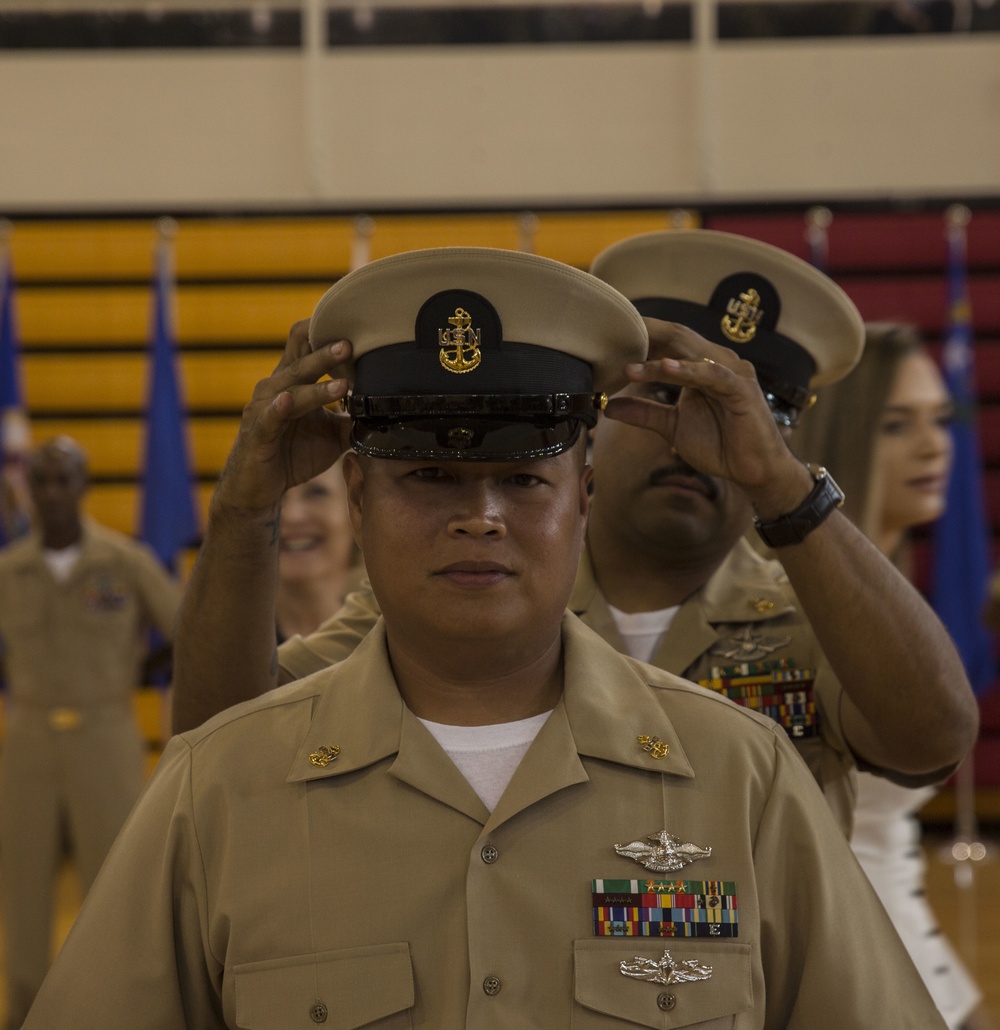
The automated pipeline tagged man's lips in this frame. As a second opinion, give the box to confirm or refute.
[648,463,719,500]
[434,561,514,586]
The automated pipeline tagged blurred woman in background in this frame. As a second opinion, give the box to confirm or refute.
[276,458,361,643]
[796,321,991,1030]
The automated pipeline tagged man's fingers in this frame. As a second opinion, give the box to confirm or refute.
[644,318,738,366]
[269,319,313,373]
[624,355,745,401]
[265,379,348,426]
[603,395,677,440]
[258,339,352,402]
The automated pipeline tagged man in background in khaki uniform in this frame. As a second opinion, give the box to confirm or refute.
[172,230,978,839]
[0,436,183,1029]
[26,248,944,1028]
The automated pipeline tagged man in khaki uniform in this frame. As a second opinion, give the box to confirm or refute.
[277,540,855,831]
[0,436,183,1029]
[174,231,977,840]
[26,248,944,1028]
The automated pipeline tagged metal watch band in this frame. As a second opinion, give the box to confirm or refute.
[753,465,845,549]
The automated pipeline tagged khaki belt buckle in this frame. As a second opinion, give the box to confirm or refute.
[49,708,83,731]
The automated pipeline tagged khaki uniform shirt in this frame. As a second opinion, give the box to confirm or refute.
[0,519,183,1025]
[0,518,182,709]
[280,539,857,834]
[26,615,943,1029]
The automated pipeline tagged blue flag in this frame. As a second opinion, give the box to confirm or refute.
[930,212,996,696]
[139,230,199,573]
[0,251,32,546]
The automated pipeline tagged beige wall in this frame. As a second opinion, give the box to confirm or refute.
[1,34,998,210]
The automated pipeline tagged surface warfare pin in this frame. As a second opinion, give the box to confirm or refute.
[615,830,711,873]
[709,626,791,662]
[620,950,713,986]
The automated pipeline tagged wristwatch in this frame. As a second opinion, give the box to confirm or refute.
[753,464,845,548]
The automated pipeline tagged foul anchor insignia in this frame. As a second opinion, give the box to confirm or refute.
[439,307,482,374]
[721,288,764,344]
[308,745,341,768]
[614,830,711,873]
[710,626,791,662]
[620,950,713,986]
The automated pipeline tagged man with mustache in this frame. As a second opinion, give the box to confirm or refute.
[171,230,978,836]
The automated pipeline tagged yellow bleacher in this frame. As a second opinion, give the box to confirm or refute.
[8,208,690,539]
[4,208,695,765]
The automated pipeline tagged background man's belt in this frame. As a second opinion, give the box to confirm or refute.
[48,708,83,731]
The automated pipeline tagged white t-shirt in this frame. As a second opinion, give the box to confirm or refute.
[419,710,552,812]
[43,544,83,583]
[607,603,680,664]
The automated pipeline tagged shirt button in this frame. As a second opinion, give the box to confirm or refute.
[310,1001,329,1023]
[482,976,502,996]
[657,992,676,1012]
[481,844,499,864]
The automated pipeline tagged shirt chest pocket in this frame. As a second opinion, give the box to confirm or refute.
[233,943,414,1030]
[1,577,46,634]
[573,940,753,1029]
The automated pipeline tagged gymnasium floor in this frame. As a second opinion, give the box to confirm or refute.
[0,830,997,1025]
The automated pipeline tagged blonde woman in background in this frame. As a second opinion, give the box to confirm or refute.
[796,322,991,1030]
[276,458,361,643]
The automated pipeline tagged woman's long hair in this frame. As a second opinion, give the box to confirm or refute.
[794,322,925,544]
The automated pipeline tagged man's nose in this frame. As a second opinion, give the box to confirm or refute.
[446,483,506,538]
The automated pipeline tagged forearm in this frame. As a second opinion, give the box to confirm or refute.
[170,502,283,734]
[610,336,979,773]
[769,509,979,774]
[277,580,381,679]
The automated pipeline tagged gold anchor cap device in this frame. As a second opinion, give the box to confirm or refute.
[590,229,864,427]
[309,247,648,460]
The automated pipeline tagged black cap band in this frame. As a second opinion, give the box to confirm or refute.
[353,339,594,396]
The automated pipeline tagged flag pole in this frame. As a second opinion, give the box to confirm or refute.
[350,215,375,272]
[0,219,33,544]
[516,212,539,254]
[140,215,199,572]
[157,215,178,273]
[934,203,996,975]
[805,206,832,270]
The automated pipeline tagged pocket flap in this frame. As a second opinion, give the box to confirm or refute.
[574,940,753,1028]
[234,943,414,1029]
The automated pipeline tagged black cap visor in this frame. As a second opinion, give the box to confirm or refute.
[352,416,586,461]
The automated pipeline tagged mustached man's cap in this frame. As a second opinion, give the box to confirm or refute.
[589,229,864,425]
[309,247,649,460]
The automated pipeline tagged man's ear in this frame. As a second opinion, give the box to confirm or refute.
[580,462,593,520]
[341,451,366,549]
